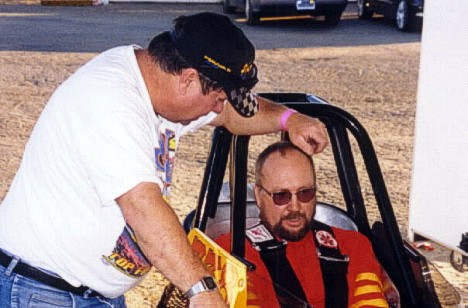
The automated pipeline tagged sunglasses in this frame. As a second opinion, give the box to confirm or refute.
[257,184,317,206]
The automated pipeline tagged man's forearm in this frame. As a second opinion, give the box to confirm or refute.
[116,182,211,292]
[212,95,328,154]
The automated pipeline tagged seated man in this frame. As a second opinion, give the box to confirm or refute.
[215,141,389,308]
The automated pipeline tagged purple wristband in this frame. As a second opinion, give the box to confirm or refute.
[280,109,298,131]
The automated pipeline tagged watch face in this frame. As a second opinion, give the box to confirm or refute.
[203,277,217,290]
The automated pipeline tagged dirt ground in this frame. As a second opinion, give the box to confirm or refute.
[0,10,467,306]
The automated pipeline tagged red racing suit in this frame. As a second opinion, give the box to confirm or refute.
[215,227,389,308]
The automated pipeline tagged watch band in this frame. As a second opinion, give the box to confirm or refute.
[185,276,218,299]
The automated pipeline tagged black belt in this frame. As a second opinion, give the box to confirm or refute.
[0,249,104,298]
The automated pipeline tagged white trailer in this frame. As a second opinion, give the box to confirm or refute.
[408,0,468,272]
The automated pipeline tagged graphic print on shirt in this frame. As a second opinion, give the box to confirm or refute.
[103,129,178,278]
[102,225,151,278]
[154,129,177,197]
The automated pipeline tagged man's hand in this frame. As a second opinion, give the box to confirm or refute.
[286,112,328,155]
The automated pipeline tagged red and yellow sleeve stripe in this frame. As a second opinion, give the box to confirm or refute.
[349,272,389,308]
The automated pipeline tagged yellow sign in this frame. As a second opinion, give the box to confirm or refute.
[188,228,247,307]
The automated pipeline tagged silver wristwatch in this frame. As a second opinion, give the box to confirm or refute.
[185,276,218,298]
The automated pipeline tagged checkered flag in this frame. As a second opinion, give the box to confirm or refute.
[228,87,259,117]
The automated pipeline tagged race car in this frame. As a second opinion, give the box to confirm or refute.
[159,92,450,307]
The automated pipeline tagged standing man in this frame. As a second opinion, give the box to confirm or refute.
[215,142,389,307]
[0,13,327,307]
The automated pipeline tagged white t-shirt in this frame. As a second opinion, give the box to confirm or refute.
[0,45,217,298]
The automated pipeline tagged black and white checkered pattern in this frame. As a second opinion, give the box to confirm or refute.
[228,87,259,117]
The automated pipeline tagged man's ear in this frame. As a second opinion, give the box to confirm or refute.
[178,68,199,95]
[254,185,262,209]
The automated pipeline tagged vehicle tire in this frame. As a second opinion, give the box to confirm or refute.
[357,0,373,19]
[245,0,260,25]
[223,0,235,14]
[324,11,342,26]
[396,0,412,31]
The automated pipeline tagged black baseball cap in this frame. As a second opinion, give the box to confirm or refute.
[170,12,259,117]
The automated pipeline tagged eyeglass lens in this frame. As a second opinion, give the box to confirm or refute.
[271,187,316,206]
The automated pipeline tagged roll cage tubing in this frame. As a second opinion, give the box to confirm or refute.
[191,93,421,307]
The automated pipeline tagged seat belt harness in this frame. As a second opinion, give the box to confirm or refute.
[246,220,349,308]
[246,223,309,307]
[312,220,349,308]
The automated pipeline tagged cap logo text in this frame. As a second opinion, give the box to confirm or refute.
[240,63,253,74]
[203,55,232,73]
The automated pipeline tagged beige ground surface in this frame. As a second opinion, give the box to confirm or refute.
[0,14,467,307]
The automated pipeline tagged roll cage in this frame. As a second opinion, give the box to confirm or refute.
[187,92,441,307]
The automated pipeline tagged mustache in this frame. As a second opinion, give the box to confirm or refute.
[281,212,306,221]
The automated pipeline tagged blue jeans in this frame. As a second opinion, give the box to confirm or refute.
[0,251,126,308]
